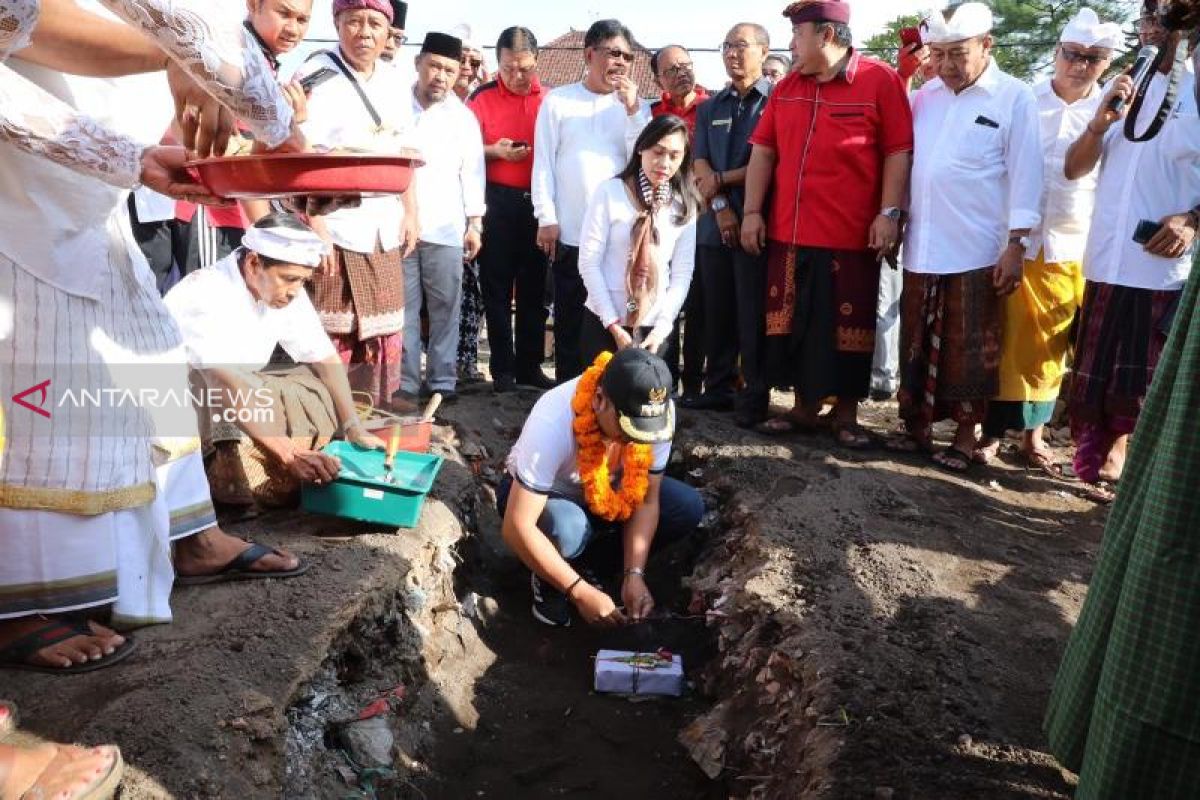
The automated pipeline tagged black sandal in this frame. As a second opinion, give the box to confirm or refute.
[175,542,309,586]
[0,618,137,675]
[932,447,974,474]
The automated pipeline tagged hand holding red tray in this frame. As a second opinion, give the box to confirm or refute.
[185,148,424,200]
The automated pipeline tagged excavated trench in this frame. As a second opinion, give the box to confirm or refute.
[280,439,741,800]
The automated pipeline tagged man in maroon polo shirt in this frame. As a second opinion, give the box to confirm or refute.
[741,0,913,447]
[469,26,555,392]
[650,45,712,407]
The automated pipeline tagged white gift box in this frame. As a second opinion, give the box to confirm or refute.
[594,649,684,697]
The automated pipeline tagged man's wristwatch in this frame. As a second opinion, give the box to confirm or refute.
[1008,235,1031,251]
[710,196,730,213]
[879,206,904,222]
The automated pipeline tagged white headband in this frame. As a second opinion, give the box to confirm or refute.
[1060,8,1123,51]
[242,224,328,268]
[920,2,994,45]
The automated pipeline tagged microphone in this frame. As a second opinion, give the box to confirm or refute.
[1109,45,1160,113]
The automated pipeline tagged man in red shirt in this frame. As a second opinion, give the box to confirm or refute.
[742,0,913,447]
[650,45,711,406]
[469,26,555,392]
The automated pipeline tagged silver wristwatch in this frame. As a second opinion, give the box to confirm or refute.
[879,206,903,222]
[710,196,730,213]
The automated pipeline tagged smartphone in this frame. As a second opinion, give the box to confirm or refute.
[299,67,337,93]
[899,27,922,49]
[1133,219,1164,245]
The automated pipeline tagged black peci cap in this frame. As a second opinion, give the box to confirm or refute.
[421,31,463,60]
[390,0,408,28]
[600,348,675,444]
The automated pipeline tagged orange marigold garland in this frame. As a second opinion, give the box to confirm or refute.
[572,351,653,522]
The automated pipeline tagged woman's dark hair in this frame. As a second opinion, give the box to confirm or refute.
[496,26,537,56]
[617,114,700,224]
[584,19,634,49]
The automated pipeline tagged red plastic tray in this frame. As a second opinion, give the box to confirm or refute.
[187,151,423,199]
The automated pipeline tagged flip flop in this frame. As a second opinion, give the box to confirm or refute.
[932,446,974,474]
[21,744,125,800]
[884,431,934,454]
[1076,481,1117,505]
[833,423,877,450]
[754,412,830,436]
[175,542,309,586]
[0,619,137,675]
[1025,449,1066,478]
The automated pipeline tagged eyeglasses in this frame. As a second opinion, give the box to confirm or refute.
[390,32,407,45]
[604,48,635,63]
[464,57,482,68]
[721,41,754,53]
[662,63,694,78]
[1059,48,1107,66]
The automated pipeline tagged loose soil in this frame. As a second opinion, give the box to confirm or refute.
[1,381,1106,799]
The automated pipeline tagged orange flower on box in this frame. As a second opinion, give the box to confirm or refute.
[572,352,653,522]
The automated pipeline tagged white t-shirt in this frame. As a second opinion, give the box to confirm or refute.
[506,378,671,502]
[164,251,336,370]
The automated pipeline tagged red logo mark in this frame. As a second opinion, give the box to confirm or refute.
[12,379,51,418]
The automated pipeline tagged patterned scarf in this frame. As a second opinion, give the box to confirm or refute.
[625,171,672,327]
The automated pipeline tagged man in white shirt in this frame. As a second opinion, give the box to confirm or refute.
[499,348,703,627]
[531,18,652,381]
[299,0,418,411]
[896,3,1043,472]
[165,213,385,501]
[978,9,1120,474]
[400,31,486,401]
[1061,4,1200,499]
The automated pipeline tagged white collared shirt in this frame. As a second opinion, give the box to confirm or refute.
[531,82,650,246]
[410,92,487,248]
[1083,67,1200,291]
[578,177,696,344]
[299,52,415,254]
[164,251,336,370]
[906,59,1044,274]
[1030,78,1104,264]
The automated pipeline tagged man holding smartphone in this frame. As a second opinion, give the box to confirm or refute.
[1059,0,1200,500]
[469,26,556,392]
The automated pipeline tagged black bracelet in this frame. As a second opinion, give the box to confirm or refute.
[565,576,584,598]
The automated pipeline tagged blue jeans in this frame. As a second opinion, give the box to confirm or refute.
[496,475,705,561]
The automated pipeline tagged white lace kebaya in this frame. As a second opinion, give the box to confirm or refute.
[99,0,292,148]
[0,0,39,62]
[0,61,146,188]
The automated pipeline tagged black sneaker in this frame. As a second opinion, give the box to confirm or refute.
[515,370,556,391]
[493,374,516,394]
[530,573,571,627]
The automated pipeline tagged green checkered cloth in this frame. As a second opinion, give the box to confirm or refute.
[1045,266,1200,798]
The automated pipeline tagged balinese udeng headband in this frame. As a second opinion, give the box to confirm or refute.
[332,0,393,24]
[1060,8,1124,51]
[242,225,328,268]
[783,0,851,26]
[920,2,994,44]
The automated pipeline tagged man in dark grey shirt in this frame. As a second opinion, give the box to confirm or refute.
[690,22,773,427]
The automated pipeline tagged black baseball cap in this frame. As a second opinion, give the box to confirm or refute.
[600,348,675,444]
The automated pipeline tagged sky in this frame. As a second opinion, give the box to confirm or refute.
[284,0,931,87]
